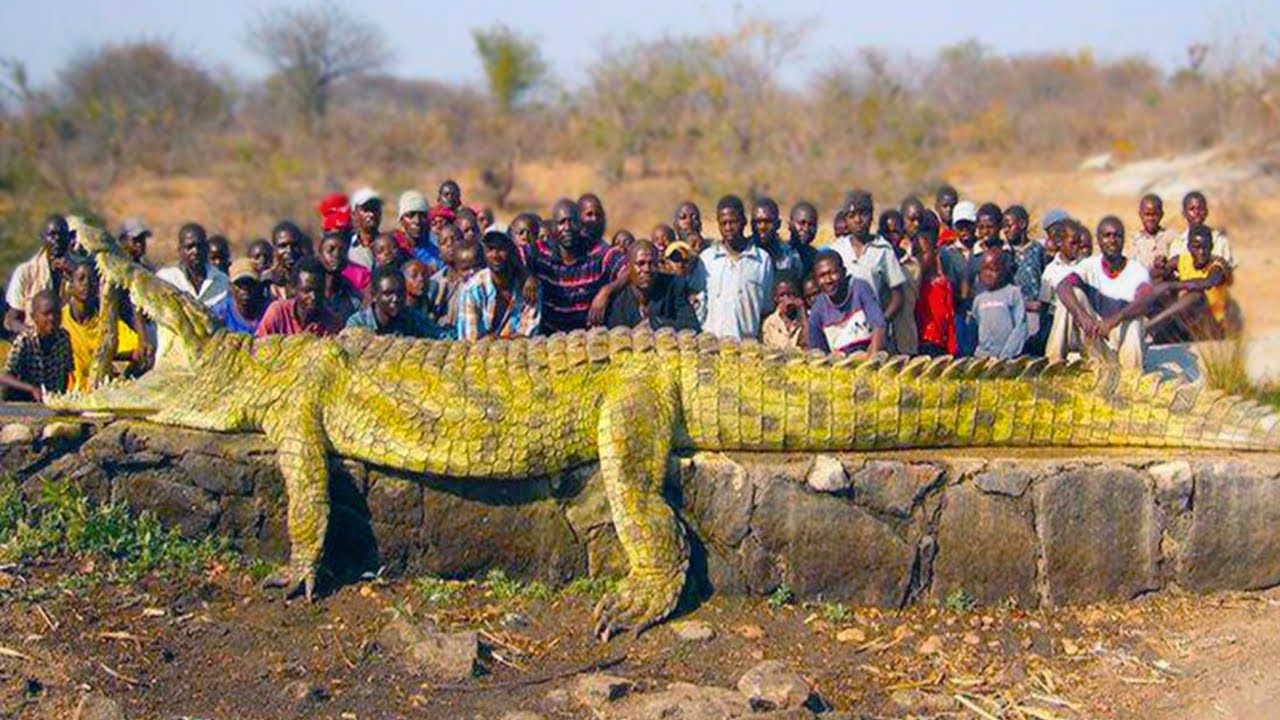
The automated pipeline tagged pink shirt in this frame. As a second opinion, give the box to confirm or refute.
[341,264,372,293]
[254,298,344,338]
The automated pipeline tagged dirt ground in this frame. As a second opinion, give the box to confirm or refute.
[3,559,1280,719]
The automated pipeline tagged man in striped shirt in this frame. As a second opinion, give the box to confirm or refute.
[526,199,625,334]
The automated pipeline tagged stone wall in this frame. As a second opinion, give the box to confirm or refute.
[7,417,1280,608]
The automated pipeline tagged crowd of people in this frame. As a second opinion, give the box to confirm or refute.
[0,179,1235,401]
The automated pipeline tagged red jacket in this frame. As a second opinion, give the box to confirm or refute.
[916,272,957,353]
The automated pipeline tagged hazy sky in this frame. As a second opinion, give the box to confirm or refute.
[1,0,1273,88]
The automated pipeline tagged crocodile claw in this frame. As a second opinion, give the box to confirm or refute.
[262,564,316,603]
[592,569,682,642]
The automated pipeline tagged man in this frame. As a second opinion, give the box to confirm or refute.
[999,204,1046,349]
[689,195,774,340]
[62,258,143,390]
[118,217,152,268]
[5,215,73,334]
[115,217,155,363]
[751,197,803,286]
[1029,209,1073,354]
[1168,191,1233,269]
[457,230,541,340]
[604,240,698,332]
[393,190,441,273]
[1126,193,1172,274]
[579,193,608,246]
[157,223,230,308]
[346,267,446,338]
[673,201,707,253]
[526,199,626,334]
[787,202,820,280]
[348,187,383,270]
[807,252,886,355]
[1052,216,1152,369]
[438,179,462,212]
[256,257,344,337]
[268,221,305,301]
[211,259,268,335]
[901,196,927,246]
[828,191,906,348]
[1149,224,1232,339]
[935,184,959,245]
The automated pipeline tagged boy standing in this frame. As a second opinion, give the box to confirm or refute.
[972,251,1028,359]
[690,195,774,340]
[62,260,142,391]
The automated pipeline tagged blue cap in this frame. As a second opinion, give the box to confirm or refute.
[1041,209,1070,231]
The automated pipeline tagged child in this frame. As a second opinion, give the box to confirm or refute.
[761,279,808,349]
[246,239,274,276]
[373,232,407,273]
[973,250,1027,359]
[611,230,636,250]
[402,259,431,316]
[431,235,480,327]
[208,235,232,275]
[651,224,676,255]
[1148,224,1232,339]
[1,290,73,401]
[802,275,822,308]
[941,201,979,355]
[913,227,957,357]
[61,259,142,391]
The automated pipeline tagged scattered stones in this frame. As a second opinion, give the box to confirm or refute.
[670,620,716,642]
[736,660,812,711]
[805,455,850,493]
[284,680,330,707]
[73,694,125,720]
[501,612,532,631]
[377,614,480,681]
[0,423,33,445]
[572,673,633,709]
[737,623,765,640]
[835,627,866,644]
[500,713,547,720]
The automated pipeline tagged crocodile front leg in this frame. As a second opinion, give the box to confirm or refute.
[593,369,690,640]
[261,396,330,602]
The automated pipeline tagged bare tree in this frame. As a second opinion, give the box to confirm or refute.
[245,1,391,131]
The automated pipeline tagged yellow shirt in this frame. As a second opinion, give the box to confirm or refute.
[61,305,140,391]
[1176,253,1229,323]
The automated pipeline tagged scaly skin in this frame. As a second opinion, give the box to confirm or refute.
[46,224,1280,639]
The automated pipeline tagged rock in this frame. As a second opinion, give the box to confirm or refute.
[73,693,125,720]
[680,453,755,549]
[1035,468,1160,605]
[890,689,955,714]
[917,635,943,654]
[40,422,84,443]
[1181,463,1280,591]
[1078,152,1114,171]
[500,713,547,720]
[1150,460,1193,512]
[850,461,943,518]
[0,423,33,445]
[610,682,751,720]
[835,627,866,644]
[736,660,812,711]
[751,477,915,604]
[378,614,480,681]
[974,468,1033,498]
[670,620,716,642]
[284,680,330,706]
[572,673,632,708]
[737,623,765,640]
[501,612,532,631]
[933,482,1038,607]
[112,473,220,537]
[806,455,850,493]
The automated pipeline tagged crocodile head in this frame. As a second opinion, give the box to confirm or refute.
[43,221,213,415]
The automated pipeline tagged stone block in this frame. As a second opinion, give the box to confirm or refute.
[933,482,1037,607]
[1181,463,1280,591]
[850,461,943,518]
[1035,468,1160,605]
[113,472,220,537]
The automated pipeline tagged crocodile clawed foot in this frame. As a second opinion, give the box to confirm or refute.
[592,568,682,642]
[262,563,316,603]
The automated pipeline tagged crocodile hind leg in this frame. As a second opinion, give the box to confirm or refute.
[593,370,690,641]
[261,395,330,602]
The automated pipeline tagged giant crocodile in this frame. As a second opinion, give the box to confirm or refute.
[45,224,1280,639]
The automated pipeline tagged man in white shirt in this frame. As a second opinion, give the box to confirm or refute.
[155,222,229,365]
[1051,216,1152,369]
[4,215,73,334]
[690,195,774,340]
